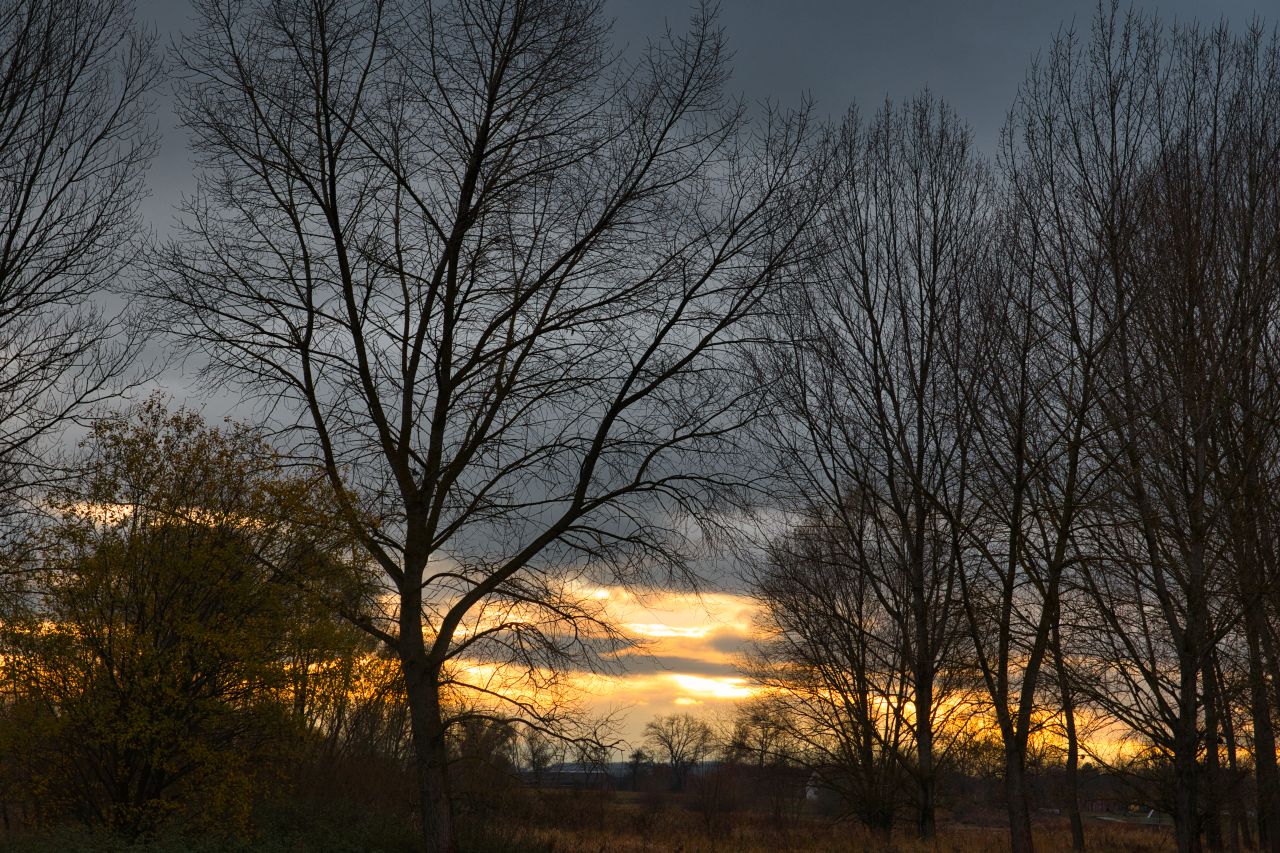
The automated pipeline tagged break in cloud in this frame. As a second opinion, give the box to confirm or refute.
[569,586,763,741]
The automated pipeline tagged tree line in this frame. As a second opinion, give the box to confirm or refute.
[743,10,1280,853]
[2,1,1280,852]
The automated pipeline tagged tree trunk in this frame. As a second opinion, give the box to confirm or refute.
[1177,529,1208,853]
[915,664,937,840]
[1247,598,1280,852]
[1204,658,1224,852]
[1174,662,1203,853]
[1220,682,1248,853]
[405,657,456,853]
[1005,747,1036,853]
[911,524,938,843]
[917,765,937,842]
[1053,623,1085,851]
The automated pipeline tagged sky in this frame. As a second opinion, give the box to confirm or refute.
[139,0,1277,222]
[502,585,765,745]
[132,0,1275,746]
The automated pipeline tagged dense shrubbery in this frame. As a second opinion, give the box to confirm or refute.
[0,402,411,845]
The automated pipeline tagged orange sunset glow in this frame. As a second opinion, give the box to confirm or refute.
[539,586,1136,760]
[566,587,764,740]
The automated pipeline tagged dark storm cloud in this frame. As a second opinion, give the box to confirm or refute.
[140,0,1275,226]
[601,652,743,678]
[134,0,1277,295]
[708,631,753,656]
[612,0,1271,144]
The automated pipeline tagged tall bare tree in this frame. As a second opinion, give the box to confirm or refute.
[949,198,1115,853]
[1050,12,1280,853]
[939,8,1145,847]
[154,1,824,850]
[749,94,986,841]
[1209,23,1280,852]
[0,0,155,536]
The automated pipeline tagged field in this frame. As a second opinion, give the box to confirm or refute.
[0,788,1184,853]
[453,791,1178,853]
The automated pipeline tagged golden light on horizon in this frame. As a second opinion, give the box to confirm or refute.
[432,583,765,740]
[542,585,1151,761]
[668,673,756,700]
[623,623,713,639]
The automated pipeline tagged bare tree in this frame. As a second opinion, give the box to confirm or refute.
[750,93,986,841]
[1027,11,1280,853]
[744,11,1280,853]
[518,728,562,787]
[719,699,802,771]
[745,512,913,835]
[940,10,1139,841]
[642,712,715,793]
[0,0,155,536]
[154,1,824,850]
[1208,23,1280,853]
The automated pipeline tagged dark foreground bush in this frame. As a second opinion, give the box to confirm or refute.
[0,797,420,853]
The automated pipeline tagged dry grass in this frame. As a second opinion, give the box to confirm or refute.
[521,825,1172,853]
[489,796,1177,853]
